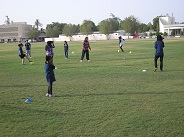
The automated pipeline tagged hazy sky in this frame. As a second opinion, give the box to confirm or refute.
[1,0,184,28]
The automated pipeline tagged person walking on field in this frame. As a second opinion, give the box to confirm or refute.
[25,40,32,58]
[154,35,165,72]
[64,41,69,59]
[80,37,91,62]
[119,36,125,52]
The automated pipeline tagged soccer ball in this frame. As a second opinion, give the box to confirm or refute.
[30,61,34,65]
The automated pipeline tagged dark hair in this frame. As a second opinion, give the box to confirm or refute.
[47,41,53,45]
[157,35,163,41]
[18,43,23,47]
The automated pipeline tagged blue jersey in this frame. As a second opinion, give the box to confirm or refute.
[64,43,68,51]
[18,44,23,55]
[154,41,164,56]
[44,63,56,83]
[25,43,31,50]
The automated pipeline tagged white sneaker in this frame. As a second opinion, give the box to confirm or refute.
[45,93,49,97]
[48,94,55,97]
[80,60,82,62]
[88,60,90,62]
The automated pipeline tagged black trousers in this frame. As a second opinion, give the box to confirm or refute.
[48,82,53,95]
[154,55,163,70]
[120,46,124,52]
[81,50,89,60]
[64,51,68,58]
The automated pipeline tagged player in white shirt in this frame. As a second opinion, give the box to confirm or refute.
[119,36,125,52]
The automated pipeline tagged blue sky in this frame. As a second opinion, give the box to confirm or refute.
[0,0,184,28]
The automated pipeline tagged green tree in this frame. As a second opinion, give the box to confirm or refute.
[28,27,40,40]
[52,26,60,37]
[62,23,79,37]
[46,22,66,37]
[171,30,175,36]
[80,20,96,35]
[164,32,168,36]
[110,13,121,29]
[120,15,140,35]
[147,22,153,30]
[51,22,66,34]
[46,24,53,37]
[96,24,100,31]
[99,18,119,35]
[153,17,159,32]
[138,23,149,33]
[34,19,42,30]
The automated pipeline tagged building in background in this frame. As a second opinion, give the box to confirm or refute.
[44,30,132,42]
[0,22,32,43]
[159,16,184,35]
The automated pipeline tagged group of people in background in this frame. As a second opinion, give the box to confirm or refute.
[44,37,91,61]
[44,37,91,97]
[18,35,164,97]
[118,35,165,72]
[63,37,91,62]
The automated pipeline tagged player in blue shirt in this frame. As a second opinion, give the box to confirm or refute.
[18,41,32,65]
[25,40,32,58]
[154,35,165,72]
[64,41,69,59]
[44,56,56,97]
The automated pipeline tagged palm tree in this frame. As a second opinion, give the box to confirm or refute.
[34,19,42,30]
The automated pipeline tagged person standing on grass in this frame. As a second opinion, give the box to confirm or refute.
[44,56,56,97]
[18,41,32,65]
[154,35,165,72]
[118,36,125,52]
[45,41,55,59]
[64,41,69,59]
[25,40,32,58]
[80,37,91,62]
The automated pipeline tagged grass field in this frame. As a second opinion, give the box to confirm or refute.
[0,38,184,137]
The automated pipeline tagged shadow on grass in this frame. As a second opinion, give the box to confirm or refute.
[0,84,46,88]
[60,90,184,98]
[0,104,67,117]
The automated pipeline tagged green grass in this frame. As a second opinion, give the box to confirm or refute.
[0,38,184,137]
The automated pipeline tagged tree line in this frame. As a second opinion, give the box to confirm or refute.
[28,15,182,40]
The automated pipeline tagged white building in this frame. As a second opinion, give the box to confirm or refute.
[45,30,133,42]
[0,22,32,42]
[159,16,184,35]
